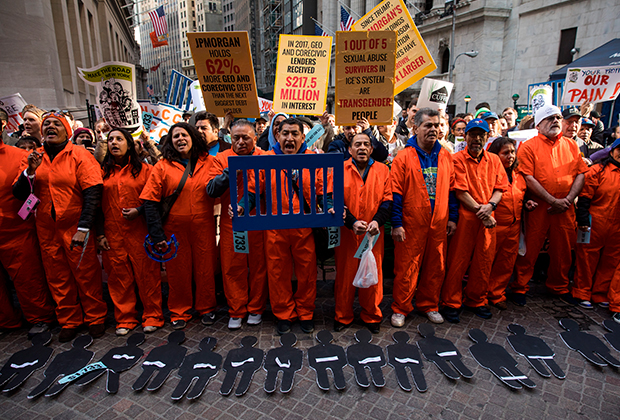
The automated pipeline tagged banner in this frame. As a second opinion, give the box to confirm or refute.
[273,35,332,115]
[562,65,620,105]
[190,79,272,114]
[78,61,142,131]
[529,85,553,116]
[138,101,184,143]
[335,30,397,126]
[416,78,453,111]
[0,93,27,134]
[258,97,273,113]
[352,0,436,95]
[188,32,260,117]
[150,31,168,48]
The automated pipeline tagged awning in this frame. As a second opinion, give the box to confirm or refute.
[549,38,620,80]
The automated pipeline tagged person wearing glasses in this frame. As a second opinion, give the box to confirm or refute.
[12,111,107,342]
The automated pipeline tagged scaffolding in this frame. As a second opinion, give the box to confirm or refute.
[262,0,283,93]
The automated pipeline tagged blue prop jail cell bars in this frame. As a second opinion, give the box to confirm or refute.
[166,70,194,111]
[229,153,344,232]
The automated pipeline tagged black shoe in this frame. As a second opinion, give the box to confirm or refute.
[300,319,314,334]
[507,292,527,306]
[464,305,492,319]
[365,322,381,334]
[28,322,50,339]
[59,327,79,343]
[201,312,216,326]
[277,320,292,335]
[557,293,580,305]
[334,320,351,332]
[172,320,187,330]
[88,323,106,338]
[440,307,460,324]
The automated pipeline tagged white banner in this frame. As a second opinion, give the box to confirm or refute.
[138,101,184,144]
[416,78,453,112]
[0,93,28,134]
[529,85,553,116]
[562,65,620,105]
[189,79,272,115]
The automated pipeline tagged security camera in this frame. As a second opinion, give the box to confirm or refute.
[570,47,580,55]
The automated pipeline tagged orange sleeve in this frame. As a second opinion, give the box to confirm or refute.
[390,151,407,196]
[570,141,589,175]
[75,149,104,190]
[492,155,509,192]
[207,152,227,184]
[452,153,469,192]
[381,164,393,203]
[579,165,601,200]
[139,160,166,202]
[447,153,455,191]
[516,141,536,177]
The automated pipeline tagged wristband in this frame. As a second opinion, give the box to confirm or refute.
[488,201,497,211]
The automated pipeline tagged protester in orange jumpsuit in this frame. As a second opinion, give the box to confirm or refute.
[572,138,620,309]
[440,119,508,323]
[511,105,588,306]
[0,118,55,336]
[141,122,217,330]
[207,120,267,330]
[13,111,107,342]
[487,137,537,309]
[390,108,456,327]
[610,263,620,323]
[96,128,163,336]
[334,132,392,334]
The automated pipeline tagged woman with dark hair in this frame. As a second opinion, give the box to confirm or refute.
[140,122,217,329]
[572,138,620,316]
[487,137,537,309]
[96,128,163,336]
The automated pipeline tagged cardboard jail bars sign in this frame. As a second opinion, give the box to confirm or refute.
[335,30,397,126]
[352,0,436,95]
[228,153,344,232]
[273,34,333,115]
[187,32,260,118]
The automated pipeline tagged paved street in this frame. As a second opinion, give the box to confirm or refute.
[0,272,619,420]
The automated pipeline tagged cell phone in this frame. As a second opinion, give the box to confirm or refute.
[82,139,93,148]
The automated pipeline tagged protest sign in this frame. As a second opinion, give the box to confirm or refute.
[562,65,620,105]
[273,34,332,115]
[352,0,436,95]
[188,32,260,117]
[0,93,27,134]
[507,129,538,149]
[138,101,184,143]
[78,61,142,131]
[416,78,453,111]
[454,136,466,153]
[142,112,154,132]
[335,30,397,126]
[258,97,273,113]
[529,85,553,116]
[190,78,272,114]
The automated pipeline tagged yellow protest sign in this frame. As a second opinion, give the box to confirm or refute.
[352,0,436,94]
[187,32,260,117]
[273,35,332,115]
[335,31,397,126]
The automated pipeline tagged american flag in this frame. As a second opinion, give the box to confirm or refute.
[146,85,154,97]
[149,6,168,38]
[340,6,355,31]
[314,22,328,37]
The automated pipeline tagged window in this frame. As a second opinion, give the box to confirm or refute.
[441,48,450,73]
[557,27,578,65]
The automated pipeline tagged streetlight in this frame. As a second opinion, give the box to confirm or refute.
[512,94,520,109]
[464,95,471,113]
[449,51,478,83]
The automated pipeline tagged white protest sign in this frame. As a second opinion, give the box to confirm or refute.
[529,85,553,116]
[0,93,27,134]
[138,101,185,143]
[562,65,620,105]
[507,129,538,150]
[416,78,453,111]
[454,136,466,153]
[189,78,272,115]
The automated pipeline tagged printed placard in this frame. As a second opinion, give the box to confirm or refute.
[138,101,185,144]
[352,0,436,94]
[142,112,154,133]
[188,32,260,117]
[416,78,454,111]
[305,124,325,147]
[0,93,27,134]
[335,30,397,126]
[233,231,249,254]
[562,65,620,105]
[354,232,380,259]
[273,35,332,115]
[327,227,340,249]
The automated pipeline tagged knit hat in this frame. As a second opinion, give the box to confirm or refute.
[41,112,73,138]
[534,104,561,127]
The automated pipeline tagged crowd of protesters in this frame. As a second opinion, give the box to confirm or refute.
[1,97,619,342]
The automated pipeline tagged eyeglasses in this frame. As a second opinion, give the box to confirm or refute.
[545,115,563,122]
[42,111,68,119]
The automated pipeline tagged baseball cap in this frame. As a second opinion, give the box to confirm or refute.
[534,104,562,127]
[590,110,603,119]
[581,118,595,127]
[562,107,581,120]
[465,118,490,134]
[480,111,499,121]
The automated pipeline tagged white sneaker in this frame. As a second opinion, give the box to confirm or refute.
[391,313,405,328]
[599,302,610,308]
[247,313,262,325]
[228,317,242,329]
[426,311,444,324]
[579,300,594,309]
[115,328,130,336]
[143,326,158,333]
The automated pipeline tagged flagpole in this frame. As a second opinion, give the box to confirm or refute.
[337,1,362,19]
[311,18,335,37]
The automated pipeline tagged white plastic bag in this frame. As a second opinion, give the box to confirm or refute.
[352,234,379,288]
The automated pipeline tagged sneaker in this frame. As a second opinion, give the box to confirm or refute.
[507,292,527,306]
[89,323,106,338]
[277,320,292,335]
[391,313,405,328]
[172,320,186,330]
[554,292,579,305]
[492,301,508,311]
[365,322,381,334]
[143,326,158,333]
[228,317,242,330]
[613,312,620,324]
[59,327,79,343]
[579,300,594,309]
[115,328,130,336]
[201,312,216,326]
[598,302,610,308]
[440,307,460,324]
[28,322,50,338]
[334,320,352,332]
[300,319,314,334]
[464,305,493,319]
[426,311,444,324]
[247,313,262,325]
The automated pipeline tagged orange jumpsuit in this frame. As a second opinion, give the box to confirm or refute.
[488,171,527,305]
[207,148,268,319]
[609,264,620,313]
[0,142,55,328]
[140,153,217,322]
[334,159,391,325]
[441,150,508,309]
[572,163,620,303]
[19,142,107,329]
[391,146,455,315]
[513,134,588,295]
[101,163,163,329]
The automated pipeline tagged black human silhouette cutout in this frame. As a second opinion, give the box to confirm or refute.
[220,336,264,397]
[28,335,94,398]
[307,330,347,391]
[506,324,565,379]
[74,333,145,393]
[417,323,473,380]
[263,333,303,394]
[172,336,222,400]
[132,331,187,391]
[559,318,620,367]
[0,332,53,392]
[603,320,620,353]
[346,329,386,388]
[469,328,535,390]
[387,331,427,392]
